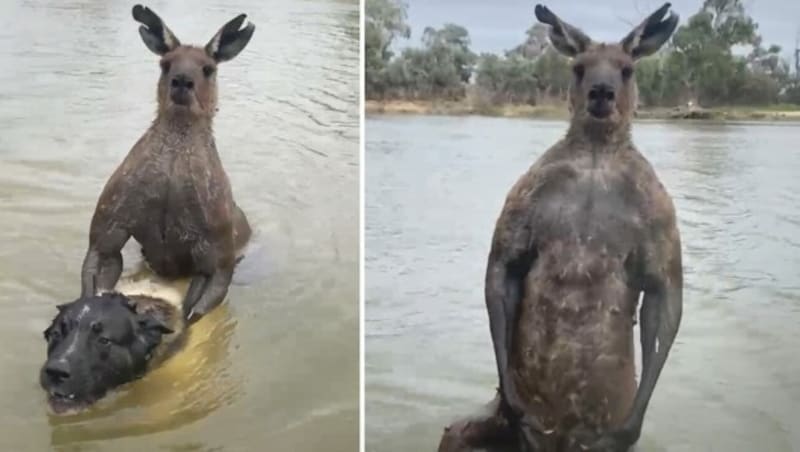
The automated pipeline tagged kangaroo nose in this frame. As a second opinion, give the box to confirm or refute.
[588,84,615,101]
[171,74,194,90]
[45,360,71,384]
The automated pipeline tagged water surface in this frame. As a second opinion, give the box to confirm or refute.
[0,1,359,450]
[366,115,800,451]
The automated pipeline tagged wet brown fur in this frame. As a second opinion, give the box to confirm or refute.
[440,4,682,452]
[81,5,255,323]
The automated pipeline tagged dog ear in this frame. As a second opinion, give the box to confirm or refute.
[44,303,70,340]
[105,291,139,313]
[135,313,174,357]
[138,314,174,335]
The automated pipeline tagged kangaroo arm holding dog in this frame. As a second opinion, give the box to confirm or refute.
[81,5,254,323]
[441,4,683,452]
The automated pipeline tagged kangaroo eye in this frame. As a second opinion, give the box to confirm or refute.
[203,65,215,77]
[621,66,634,80]
[573,64,585,80]
[98,337,111,346]
[160,60,171,73]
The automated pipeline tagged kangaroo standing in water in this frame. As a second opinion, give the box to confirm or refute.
[439,4,682,452]
[81,5,254,323]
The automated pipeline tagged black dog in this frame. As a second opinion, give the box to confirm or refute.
[40,286,184,414]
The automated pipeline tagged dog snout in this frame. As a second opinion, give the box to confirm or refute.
[44,359,71,385]
[170,74,194,90]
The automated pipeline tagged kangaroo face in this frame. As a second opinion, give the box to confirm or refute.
[132,4,255,119]
[157,47,218,116]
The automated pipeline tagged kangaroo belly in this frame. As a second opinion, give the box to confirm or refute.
[136,227,203,278]
[119,147,235,278]
[511,258,639,436]
[132,185,215,278]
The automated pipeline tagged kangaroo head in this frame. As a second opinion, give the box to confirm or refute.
[535,3,678,131]
[132,5,255,119]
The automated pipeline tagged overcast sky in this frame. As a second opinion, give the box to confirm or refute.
[401,0,800,61]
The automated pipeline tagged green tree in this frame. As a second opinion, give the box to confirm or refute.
[664,0,774,106]
[421,24,477,83]
[365,0,410,98]
[475,28,569,106]
[366,0,798,107]
[507,24,549,60]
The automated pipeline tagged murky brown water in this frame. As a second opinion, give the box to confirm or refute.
[365,116,800,451]
[0,0,359,451]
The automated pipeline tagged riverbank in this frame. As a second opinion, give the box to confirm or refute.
[365,99,800,121]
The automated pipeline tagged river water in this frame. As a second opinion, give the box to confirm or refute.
[365,115,800,451]
[0,0,359,451]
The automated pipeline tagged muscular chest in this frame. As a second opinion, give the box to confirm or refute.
[529,156,647,249]
[114,151,228,237]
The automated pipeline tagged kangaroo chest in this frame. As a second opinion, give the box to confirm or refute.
[120,145,232,276]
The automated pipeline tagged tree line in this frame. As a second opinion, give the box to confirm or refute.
[365,0,800,108]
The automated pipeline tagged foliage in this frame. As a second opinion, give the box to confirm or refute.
[368,20,477,99]
[365,0,410,98]
[365,0,800,107]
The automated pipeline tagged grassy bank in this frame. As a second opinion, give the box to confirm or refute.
[365,99,800,121]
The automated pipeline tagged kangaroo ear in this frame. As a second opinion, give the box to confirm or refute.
[534,4,592,57]
[620,2,679,59]
[205,13,255,62]
[132,4,181,56]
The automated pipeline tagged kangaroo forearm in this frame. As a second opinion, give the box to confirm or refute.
[624,286,682,437]
[80,248,100,297]
[185,268,233,323]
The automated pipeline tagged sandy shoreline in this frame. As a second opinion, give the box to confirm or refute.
[365,99,800,121]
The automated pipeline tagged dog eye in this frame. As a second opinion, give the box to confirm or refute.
[46,327,61,340]
[203,65,215,78]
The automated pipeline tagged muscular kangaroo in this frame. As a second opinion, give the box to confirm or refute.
[439,4,682,452]
[81,5,254,323]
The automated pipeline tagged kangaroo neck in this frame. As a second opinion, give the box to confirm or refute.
[565,118,632,151]
[143,112,215,156]
[153,110,213,138]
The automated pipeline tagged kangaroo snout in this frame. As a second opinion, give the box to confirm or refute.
[587,83,615,118]
[171,74,194,90]
[169,73,195,106]
[589,83,615,101]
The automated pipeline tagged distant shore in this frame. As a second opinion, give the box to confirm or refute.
[365,99,800,121]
